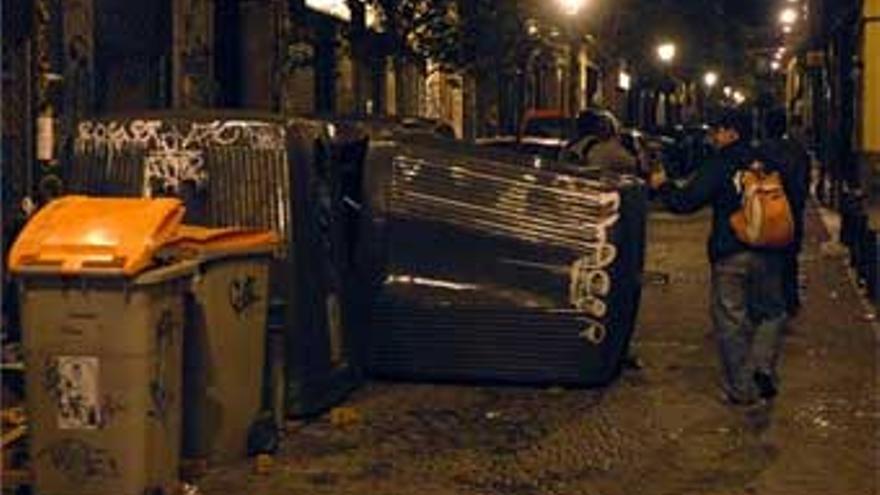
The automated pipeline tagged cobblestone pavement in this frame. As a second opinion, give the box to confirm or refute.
[199,204,879,495]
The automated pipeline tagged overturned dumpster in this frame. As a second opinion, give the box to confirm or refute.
[361,133,647,385]
[69,112,367,417]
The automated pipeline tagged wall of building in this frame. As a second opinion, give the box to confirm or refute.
[860,0,880,194]
[238,0,275,110]
[861,0,880,153]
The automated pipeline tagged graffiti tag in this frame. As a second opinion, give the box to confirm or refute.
[229,275,260,316]
[36,438,120,482]
[75,119,286,195]
[148,310,174,424]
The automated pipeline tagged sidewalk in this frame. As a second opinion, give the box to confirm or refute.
[198,204,879,495]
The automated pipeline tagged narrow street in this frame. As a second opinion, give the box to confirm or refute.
[3,1,879,493]
[196,205,879,495]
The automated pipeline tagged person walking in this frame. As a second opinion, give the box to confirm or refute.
[649,109,789,405]
[758,109,811,316]
[566,111,638,175]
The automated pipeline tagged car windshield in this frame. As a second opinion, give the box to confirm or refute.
[523,118,572,140]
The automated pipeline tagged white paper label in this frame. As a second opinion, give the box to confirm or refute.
[55,356,101,430]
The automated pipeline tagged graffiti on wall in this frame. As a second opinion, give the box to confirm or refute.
[76,119,286,195]
[36,438,120,482]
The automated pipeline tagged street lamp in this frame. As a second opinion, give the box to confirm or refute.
[733,91,746,105]
[618,71,632,91]
[657,43,677,64]
[557,0,587,16]
[703,71,719,89]
[555,0,590,115]
[779,7,798,25]
[771,60,781,71]
[723,86,733,98]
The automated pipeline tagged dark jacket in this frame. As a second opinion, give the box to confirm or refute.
[757,137,810,250]
[657,140,755,263]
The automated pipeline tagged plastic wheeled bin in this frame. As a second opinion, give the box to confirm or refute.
[167,225,278,465]
[8,196,193,495]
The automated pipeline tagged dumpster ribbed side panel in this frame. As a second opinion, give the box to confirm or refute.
[71,119,295,260]
[388,155,619,251]
[367,141,647,386]
[368,307,614,385]
[202,147,292,260]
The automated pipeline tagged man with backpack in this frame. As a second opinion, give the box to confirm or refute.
[759,109,811,316]
[649,109,791,406]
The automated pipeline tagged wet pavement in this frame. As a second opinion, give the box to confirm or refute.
[198,204,879,495]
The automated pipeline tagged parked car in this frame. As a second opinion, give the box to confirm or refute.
[399,116,457,139]
[518,109,577,143]
[477,135,570,163]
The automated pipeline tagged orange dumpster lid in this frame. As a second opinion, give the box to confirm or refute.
[163,225,280,260]
[8,196,186,277]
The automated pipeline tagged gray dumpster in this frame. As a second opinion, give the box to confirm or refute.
[69,112,367,417]
[9,196,193,495]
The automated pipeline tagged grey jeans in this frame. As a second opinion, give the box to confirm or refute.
[711,251,788,402]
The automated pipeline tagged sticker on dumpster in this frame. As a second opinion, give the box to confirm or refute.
[229,275,260,316]
[53,356,102,430]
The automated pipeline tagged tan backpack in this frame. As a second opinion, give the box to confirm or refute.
[730,162,795,248]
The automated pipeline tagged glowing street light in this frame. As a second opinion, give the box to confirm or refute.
[780,7,798,25]
[771,60,781,71]
[526,20,539,36]
[657,43,677,64]
[703,71,719,88]
[783,25,792,34]
[733,91,746,105]
[723,86,733,98]
[618,71,632,91]
[557,0,587,16]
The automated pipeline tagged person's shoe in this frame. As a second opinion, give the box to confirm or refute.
[720,391,758,408]
[753,371,777,400]
[623,354,644,371]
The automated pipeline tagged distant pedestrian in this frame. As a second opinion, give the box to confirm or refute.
[566,111,638,175]
[759,109,811,316]
[649,109,788,405]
